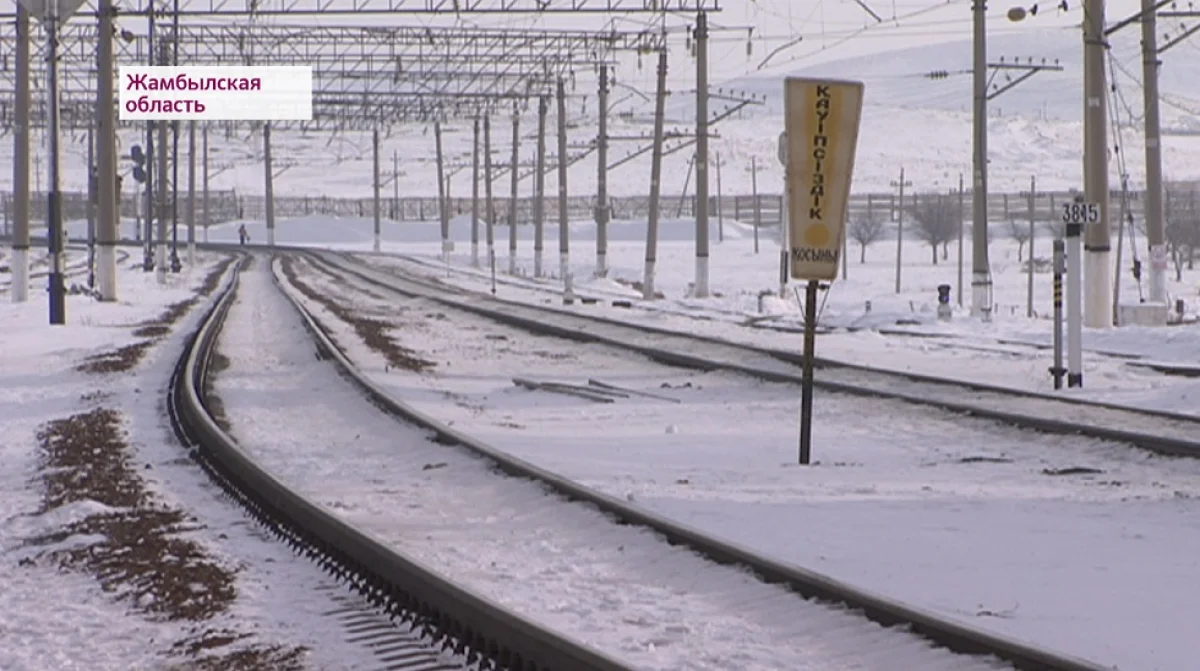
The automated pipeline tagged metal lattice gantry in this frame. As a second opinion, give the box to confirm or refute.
[0,0,719,18]
[0,20,671,129]
[137,0,718,15]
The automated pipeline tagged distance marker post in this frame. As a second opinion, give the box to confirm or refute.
[783,77,864,465]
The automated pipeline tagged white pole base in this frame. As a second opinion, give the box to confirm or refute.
[693,256,709,298]
[373,234,381,253]
[267,228,275,246]
[472,242,480,269]
[596,252,607,278]
[155,243,167,284]
[1148,244,1168,304]
[1084,250,1113,328]
[534,250,543,278]
[187,242,195,266]
[10,249,29,303]
[559,253,569,284]
[96,246,118,301]
[969,270,992,320]
[642,260,656,300]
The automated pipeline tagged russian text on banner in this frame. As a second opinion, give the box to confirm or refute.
[118,66,313,121]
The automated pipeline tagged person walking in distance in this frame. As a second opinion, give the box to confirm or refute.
[238,224,249,246]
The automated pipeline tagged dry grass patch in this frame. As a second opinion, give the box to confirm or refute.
[76,257,236,375]
[33,408,236,621]
[27,405,308,666]
[279,255,435,373]
[166,629,308,671]
[133,324,171,338]
[75,341,159,375]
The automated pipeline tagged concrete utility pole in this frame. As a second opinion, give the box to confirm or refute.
[957,173,965,307]
[87,127,96,289]
[155,41,169,284]
[693,10,711,298]
[10,4,30,303]
[201,124,209,243]
[44,0,67,322]
[1140,0,1168,305]
[96,0,118,300]
[643,48,668,300]
[435,120,450,262]
[534,96,547,278]
[595,64,610,276]
[392,150,399,219]
[508,107,520,275]
[892,168,911,294]
[556,77,570,282]
[1083,0,1113,328]
[484,114,495,271]
[168,0,181,274]
[187,121,196,265]
[971,0,993,319]
[143,8,155,271]
[751,155,761,254]
[1027,175,1036,318]
[372,128,381,252]
[264,122,276,246]
[471,116,481,268]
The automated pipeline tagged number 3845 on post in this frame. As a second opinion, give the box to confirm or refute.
[1061,201,1100,225]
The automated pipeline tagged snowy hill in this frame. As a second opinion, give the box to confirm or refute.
[2,22,1200,202]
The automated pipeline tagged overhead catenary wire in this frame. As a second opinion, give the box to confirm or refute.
[1105,46,1145,302]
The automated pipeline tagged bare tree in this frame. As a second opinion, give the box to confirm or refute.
[849,216,886,263]
[1043,218,1066,240]
[1007,218,1031,261]
[908,193,958,264]
[1165,187,1200,281]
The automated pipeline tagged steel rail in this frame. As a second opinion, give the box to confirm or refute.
[380,250,1200,425]
[318,249,1200,459]
[278,249,1110,671]
[167,253,636,671]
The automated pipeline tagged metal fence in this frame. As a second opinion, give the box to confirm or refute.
[0,186,1155,234]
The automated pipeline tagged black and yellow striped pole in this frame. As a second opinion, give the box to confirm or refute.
[1051,238,1066,390]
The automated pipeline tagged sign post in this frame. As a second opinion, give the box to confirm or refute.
[784,77,865,465]
[777,131,788,297]
[1062,197,1098,388]
[20,0,89,324]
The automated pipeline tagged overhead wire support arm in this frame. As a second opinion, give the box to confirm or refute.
[1156,12,1200,53]
[1104,0,1174,35]
[985,60,1065,101]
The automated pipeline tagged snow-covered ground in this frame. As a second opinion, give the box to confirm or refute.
[0,256,393,670]
[208,256,1005,671]
[248,211,1200,670]
[204,211,1200,411]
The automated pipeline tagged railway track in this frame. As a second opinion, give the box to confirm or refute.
[267,250,1111,671]
[168,255,633,671]
[312,249,1200,459]
[351,250,799,330]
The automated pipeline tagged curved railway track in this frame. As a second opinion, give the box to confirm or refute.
[157,246,1112,670]
[313,249,1200,459]
[168,255,635,671]
[260,250,1112,671]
